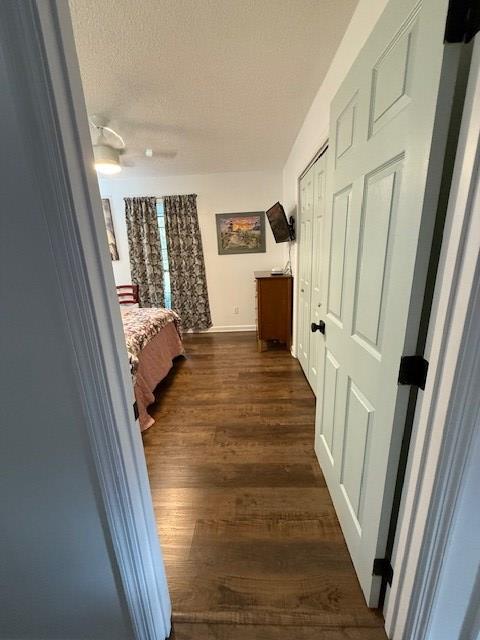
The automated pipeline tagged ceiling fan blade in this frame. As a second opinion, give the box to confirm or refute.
[156,150,178,159]
[124,149,178,161]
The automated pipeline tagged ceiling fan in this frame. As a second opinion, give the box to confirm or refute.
[89,116,177,175]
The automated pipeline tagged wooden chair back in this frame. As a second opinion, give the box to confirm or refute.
[116,284,139,305]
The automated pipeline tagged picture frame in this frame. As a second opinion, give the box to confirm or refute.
[101,198,119,261]
[216,212,266,255]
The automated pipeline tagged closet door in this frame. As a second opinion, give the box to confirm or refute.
[307,152,328,392]
[297,167,314,374]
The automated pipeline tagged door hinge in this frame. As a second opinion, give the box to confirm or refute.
[398,355,429,390]
[373,558,394,586]
[445,0,480,43]
[133,401,139,421]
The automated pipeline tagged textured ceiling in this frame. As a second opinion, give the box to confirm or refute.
[70,0,357,176]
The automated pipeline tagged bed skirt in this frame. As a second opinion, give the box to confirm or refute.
[134,321,184,431]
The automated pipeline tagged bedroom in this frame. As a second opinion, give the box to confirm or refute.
[70,0,476,637]
[69,1,389,636]
[2,1,479,640]
[69,3,360,635]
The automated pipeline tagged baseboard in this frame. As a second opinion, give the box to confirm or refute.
[187,324,256,334]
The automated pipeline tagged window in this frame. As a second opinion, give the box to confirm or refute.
[156,199,172,309]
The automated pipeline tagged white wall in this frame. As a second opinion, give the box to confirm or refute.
[281,0,389,352]
[99,170,286,330]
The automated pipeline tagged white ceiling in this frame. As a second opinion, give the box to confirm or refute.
[70,0,357,177]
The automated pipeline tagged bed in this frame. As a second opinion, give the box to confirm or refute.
[120,306,184,431]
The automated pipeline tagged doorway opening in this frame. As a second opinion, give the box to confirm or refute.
[31,0,474,637]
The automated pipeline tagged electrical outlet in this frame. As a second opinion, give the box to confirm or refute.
[234,306,239,315]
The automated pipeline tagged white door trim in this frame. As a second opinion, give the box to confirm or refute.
[385,36,480,639]
[5,2,172,638]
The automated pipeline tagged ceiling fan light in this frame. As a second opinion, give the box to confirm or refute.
[93,144,121,175]
[95,162,122,175]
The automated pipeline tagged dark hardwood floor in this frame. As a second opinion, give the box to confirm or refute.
[143,332,386,640]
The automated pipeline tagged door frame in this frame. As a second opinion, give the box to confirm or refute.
[385,35,480,639]
[5,2,172,638]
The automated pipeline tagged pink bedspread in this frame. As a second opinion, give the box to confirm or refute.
[121,307,184,431]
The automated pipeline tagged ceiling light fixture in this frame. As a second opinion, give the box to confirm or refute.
[93,144,122,175]
[90,117,126,175]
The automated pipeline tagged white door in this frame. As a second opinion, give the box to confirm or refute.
[314,0,454,605]
[307,151,328,392]
[297,166,314,373]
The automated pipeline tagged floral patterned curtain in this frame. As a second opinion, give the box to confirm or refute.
[163,194,212,330]
[124,197,164,307]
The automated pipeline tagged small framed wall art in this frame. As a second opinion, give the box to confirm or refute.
[216,211,266,255]
[101,198,119,261]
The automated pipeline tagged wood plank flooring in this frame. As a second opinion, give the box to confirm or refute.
[142,332,386,639]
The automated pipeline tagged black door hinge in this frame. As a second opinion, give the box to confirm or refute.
[398,355,429,390]
[373,558,394,586]
[133,401,139,421]
[445,0,480,43]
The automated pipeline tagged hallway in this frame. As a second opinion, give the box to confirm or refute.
[142,332,386,639]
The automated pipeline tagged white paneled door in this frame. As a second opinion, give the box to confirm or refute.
[314,0,453,605]
[308,152,328,391]
[297,166,313,373]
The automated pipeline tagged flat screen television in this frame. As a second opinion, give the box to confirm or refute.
[266,202,295,243]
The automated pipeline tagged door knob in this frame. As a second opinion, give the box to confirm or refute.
[311,320,325,334]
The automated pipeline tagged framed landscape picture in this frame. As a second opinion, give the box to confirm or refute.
[216,212,266,255]
[101,198,119,261]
